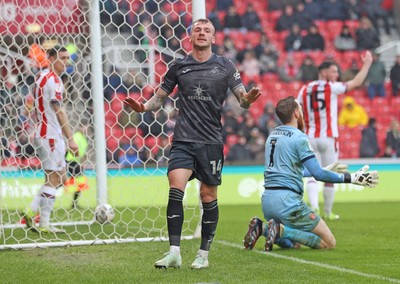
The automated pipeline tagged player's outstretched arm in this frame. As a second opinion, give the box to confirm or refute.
[123,88,169,112]
[233,86,262,109]
[347,50,373,91]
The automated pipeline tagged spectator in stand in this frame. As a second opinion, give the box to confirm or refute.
[276,5,297,32]
[365,52,386,99]
[300,55,319,82]
[363,0,391,35]
[222,108,239,142]
[279,55,302,82]
[259,45,279,74]
[334,25,357,51]
[226,132,252,162]
[208,8,223,31]
[386,120,400,157]
[344,0,363,20]
[238,50,261,79]
[284,23,303,52]
[359,118,380,158]
[355,16,380,50]
[300,24,325,51]
[321,0,347,20]
[223,6,244,33]
[258,102,280,137]
[342,59,360,81]
[0,76,19,136]
[242,4,262,31]
[294,2,313,30]
[390,55,400,97]
[248,127,266,162]
[303,0,322,20]
[338,96,369,128]
[104,67,126,101]
[222,36,238,62]
[216,0,233,11]
[237,114,259,141]
[255,33,278,59]
[118,145,142,167]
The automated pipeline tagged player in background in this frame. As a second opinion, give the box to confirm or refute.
[22,46,78,233]
[297,51,373,220]
[243,96,378,251]
[124,18,261,269]
[64,123,89,209]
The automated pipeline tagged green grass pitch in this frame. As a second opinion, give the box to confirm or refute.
[0,202,399,283]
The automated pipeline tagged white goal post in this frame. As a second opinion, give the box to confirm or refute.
[0,0,205,250]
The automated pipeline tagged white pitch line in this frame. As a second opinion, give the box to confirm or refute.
[217,240,400,283]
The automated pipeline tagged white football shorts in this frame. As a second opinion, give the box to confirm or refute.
[35,137,66,171]
[309,137,338,167]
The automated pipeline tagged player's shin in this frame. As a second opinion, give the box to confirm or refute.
[167,188,184,250]
[200,199,219,252]
[281,225,322,249]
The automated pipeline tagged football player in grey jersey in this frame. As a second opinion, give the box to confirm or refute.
[124,18,261,269]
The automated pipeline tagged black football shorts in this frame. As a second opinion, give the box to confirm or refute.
[167,141,224,186]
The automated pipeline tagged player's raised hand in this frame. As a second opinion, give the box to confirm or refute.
[324,161,349,173]
[243,87,262,104]
[124,98,145,112]
[361,50,373,66]
[351,165,379,188]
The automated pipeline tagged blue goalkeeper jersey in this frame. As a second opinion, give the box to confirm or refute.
[264,125,315,195]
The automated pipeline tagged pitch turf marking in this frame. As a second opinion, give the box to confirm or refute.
[217,240,400,283]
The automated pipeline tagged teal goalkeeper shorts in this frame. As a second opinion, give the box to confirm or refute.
[261,189,320,232]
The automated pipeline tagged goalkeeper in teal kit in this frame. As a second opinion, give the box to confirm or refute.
[243,96,379,251]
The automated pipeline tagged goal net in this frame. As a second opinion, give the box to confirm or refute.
[0,0,201,250]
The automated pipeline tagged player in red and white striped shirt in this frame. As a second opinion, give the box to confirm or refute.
[23,46,78,233]
[297,51,372,220]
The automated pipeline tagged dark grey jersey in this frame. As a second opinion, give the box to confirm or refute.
[160,53,243,144]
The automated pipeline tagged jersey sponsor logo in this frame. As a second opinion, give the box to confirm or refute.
[188,83,211,101]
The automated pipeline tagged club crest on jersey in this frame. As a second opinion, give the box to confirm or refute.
[209,66,219,75]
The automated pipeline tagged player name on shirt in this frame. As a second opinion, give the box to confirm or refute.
[271,130,294,137]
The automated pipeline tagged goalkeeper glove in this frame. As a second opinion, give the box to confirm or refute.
[123,98,145,112]
[348,165,379,188]
[324,161,349,173]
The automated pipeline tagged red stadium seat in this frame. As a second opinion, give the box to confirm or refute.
[325,20,344,42]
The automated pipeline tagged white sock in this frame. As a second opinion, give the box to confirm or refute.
[30,193,42,213]
[323,185,335,215]
[197,249,209,259]
[306,178,319,210]
[38,186,57,228]
[170,245,180,256]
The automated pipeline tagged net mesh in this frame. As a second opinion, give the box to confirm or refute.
[0,0,200,249]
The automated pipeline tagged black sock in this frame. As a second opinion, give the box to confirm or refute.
[167,188,184,246]
[200,199,219,251]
